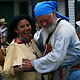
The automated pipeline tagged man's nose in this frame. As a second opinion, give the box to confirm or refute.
[41,22,47,27]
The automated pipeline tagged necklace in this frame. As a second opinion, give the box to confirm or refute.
[30,40,39,59]
[18,35,39,58]
[18,35,31,44]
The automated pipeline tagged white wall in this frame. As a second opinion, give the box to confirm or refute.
[53,0,66,16]
[55,0,75,27]
[68,0,75,27]
[58,0,66,16]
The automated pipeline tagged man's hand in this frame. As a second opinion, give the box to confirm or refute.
[22,58,34,72]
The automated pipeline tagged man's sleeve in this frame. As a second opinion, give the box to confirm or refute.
[32,36,70,73]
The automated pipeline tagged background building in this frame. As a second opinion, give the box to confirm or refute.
[76,0,80,22]
[0,0,32,27]
[0,0,77,28]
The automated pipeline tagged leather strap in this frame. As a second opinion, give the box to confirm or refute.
[45,19,62,44]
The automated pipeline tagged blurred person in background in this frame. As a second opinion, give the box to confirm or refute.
[34,21,42,41]
[0,18,8,55]
[76,21,80,40]
[0,18,8,80]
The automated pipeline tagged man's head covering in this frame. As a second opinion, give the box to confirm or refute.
[34,1,70,21]
[0,18,7,24]
[76,21,80,26]
[76,21,80,34]
[76,26,80,33]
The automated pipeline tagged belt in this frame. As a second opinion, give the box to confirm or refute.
[59,65,80,80]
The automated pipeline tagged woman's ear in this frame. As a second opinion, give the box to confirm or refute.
[14,29,18,33]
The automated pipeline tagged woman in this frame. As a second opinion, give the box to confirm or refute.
[2,14,42,80]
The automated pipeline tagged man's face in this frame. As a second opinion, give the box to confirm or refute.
[37,14,54,27]
[77,32,80,40]
[1,24,6,28]
[37,13,56,33]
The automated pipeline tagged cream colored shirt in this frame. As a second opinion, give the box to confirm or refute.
[2,39,42,80]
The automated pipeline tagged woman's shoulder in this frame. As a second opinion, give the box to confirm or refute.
[7,39,16,49]
[31,39,37,44]
[9,39,15,45]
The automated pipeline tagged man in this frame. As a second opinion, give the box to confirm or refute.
[0,18,7,38]
[22,1,80,80]
[34,22,42,41]
[0,18,8,57]
[76,21,80,40]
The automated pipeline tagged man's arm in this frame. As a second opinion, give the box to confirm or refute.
[22,36,70,73]
[22,58,35,72]
[22,20,75,73]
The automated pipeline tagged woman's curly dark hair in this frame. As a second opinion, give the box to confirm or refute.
[7,14,36,43]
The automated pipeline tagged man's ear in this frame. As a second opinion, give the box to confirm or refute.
[52,11,56,16]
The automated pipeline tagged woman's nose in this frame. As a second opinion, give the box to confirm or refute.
[24,26,29,30]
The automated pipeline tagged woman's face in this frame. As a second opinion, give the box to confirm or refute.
[15,19,32,40]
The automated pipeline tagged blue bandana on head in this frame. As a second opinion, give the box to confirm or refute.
[34,1,70,21]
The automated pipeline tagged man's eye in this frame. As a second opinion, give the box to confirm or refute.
[26,24,30,27]
[39,21,42,24]
[45,19,48,22]
[20,25,25,28]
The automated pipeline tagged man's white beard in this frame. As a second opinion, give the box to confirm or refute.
[43,22,56,34]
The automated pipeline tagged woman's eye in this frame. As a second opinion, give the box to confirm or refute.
[26,24,30,27]
[20,25,25,28]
